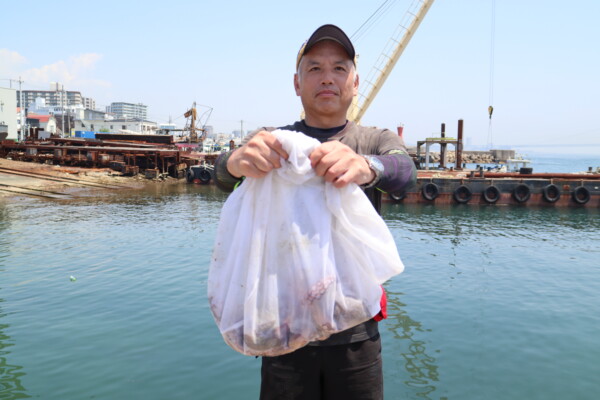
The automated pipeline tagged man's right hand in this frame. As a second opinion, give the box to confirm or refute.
[226,130,289,178]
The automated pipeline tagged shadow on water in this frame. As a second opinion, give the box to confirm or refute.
[0,204,30,399]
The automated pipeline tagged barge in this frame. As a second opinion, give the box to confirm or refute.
[387,169,600,207]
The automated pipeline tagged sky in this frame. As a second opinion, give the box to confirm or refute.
[1,0,599,153]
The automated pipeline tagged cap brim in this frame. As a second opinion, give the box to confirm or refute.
[296,24,355,69]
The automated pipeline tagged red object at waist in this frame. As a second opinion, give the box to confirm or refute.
[373,286,387,322]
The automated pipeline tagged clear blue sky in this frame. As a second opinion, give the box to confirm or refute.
[2,0,599,152]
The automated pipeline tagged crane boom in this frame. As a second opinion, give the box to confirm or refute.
[348,0,435,123]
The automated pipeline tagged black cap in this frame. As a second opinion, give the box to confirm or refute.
[296,24,356,70]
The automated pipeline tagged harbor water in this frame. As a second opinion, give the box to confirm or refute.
[1,155,599,399]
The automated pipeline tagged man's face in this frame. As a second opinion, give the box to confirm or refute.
[294,40,358,126]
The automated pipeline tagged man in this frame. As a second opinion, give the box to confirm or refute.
[213,24,416,400]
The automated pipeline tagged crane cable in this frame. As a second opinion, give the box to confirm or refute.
[351,0,398,43]
[487,0,496,149]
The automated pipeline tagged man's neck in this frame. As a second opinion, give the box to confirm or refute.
[299,120,348,142]
[303,114,347,129]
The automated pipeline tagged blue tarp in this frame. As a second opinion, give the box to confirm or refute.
[75,131,96,139]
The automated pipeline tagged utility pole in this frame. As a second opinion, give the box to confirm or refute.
[240,120,244,139]
[18,77,25,142]
[61,84,65,138]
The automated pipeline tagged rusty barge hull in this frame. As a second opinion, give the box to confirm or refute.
[389,171,600,207]
[0,138,217,179]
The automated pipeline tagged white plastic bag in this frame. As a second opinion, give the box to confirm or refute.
[208,130,404,356]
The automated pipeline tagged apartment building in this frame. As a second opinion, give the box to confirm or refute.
[106,102,147,120]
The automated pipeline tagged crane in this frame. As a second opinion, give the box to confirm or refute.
[183,104,201,143]
[182,102,213,143]
[347,0,435,123]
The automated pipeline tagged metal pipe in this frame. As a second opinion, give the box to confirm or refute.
[440,123,446,168]
[456,119,463,170]
[483,172,600,180]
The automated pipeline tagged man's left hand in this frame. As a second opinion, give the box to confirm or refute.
[309,141,375,188]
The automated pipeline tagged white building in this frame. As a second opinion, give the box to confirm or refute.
[18,88,83,108]
[83,97,96,110]
[74,118,157,134]
[16,83,96,115]
[106,102,147,120]
[28,97,86,119]
[0,87,18,140]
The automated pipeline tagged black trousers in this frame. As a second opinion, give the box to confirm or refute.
[260,334,383,400]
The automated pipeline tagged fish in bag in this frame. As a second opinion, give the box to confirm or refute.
[208,130,404,356]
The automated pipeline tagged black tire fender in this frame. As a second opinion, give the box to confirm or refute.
[422,182,439,201]
[198,167,212,184]
[453,185,472,204]
[513,184,531,203]
[483,185,501,203]
[389,192,406,202]
[572,186,590,204]
[542,184,561,203]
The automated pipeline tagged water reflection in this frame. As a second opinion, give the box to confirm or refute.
[63,181,229,206]
[382,203,600,245]
[384,289,440,400]
[4,183,230,233]
[0,305,30,399]
[0,204,30,399]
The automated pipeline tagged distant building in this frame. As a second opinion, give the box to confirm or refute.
[16,83,96,117]
[54,114,76,136]
[27,114,57,138]
[28,97,86,119]
[83,97,96,110]
[74,118,157,134]
[106,102,147,120]
[17,88,83,108]
[83,109,107,120]
[0,87,18,139]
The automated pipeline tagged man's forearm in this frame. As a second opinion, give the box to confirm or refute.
[373,152,417,193]
[213,151,243,192]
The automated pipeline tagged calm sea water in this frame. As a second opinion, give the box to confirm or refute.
[1,156,599,399]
